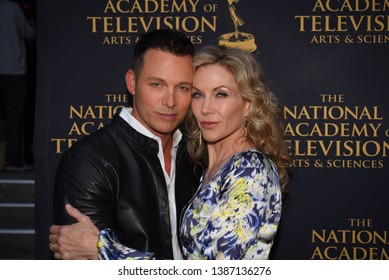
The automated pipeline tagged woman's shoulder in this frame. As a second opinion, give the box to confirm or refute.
[222,149,280,193]
[229,148,277,174]
[233,148,266,164]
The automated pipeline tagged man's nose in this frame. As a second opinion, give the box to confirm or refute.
[162,88,176,108]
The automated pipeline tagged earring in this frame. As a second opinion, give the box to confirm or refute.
[243,120,248,148]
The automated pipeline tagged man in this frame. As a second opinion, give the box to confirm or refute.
[51,29,200,259]
[0,0,35,171]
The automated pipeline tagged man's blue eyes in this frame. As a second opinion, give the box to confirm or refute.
[178,86,190,91]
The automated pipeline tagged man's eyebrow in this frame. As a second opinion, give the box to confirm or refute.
[145,77,192,86]
[178,82,193,86]
[145,77,164,82]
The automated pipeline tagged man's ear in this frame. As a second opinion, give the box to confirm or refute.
[125,69,136,96]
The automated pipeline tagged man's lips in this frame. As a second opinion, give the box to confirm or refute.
[158,112,177,120]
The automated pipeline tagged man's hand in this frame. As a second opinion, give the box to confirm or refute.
[49,204,100,260]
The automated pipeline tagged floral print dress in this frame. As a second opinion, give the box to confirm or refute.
[180,149,282,260]
[97,149,282,260]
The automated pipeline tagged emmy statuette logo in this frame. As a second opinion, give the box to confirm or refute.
[218,0,257,52]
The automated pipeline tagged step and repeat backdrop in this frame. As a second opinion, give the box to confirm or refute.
[35,0,389,259]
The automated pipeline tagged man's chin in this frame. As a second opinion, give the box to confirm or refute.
[153,125,179,137]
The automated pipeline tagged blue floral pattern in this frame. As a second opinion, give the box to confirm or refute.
[98,229,155,260]
[180,149,282,260]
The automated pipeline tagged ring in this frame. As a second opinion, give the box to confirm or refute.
[49,243,56,252]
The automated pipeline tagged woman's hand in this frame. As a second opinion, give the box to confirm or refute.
[49,204,99,260]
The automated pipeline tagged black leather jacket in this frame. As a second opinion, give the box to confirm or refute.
[53,114,200,259]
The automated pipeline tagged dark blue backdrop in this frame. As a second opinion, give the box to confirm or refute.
[34,0,389,259]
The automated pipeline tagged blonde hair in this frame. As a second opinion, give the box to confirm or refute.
[185,45,291,191]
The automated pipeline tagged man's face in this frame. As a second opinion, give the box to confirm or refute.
[126,49,193,138]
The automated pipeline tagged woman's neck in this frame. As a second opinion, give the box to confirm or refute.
[204,139,254,185]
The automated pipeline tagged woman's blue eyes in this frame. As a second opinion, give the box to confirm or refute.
[216,92,228,98]
[191,91,202,98]
[191,91,228,98]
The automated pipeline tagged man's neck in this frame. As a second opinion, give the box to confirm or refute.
[161,135,173,175]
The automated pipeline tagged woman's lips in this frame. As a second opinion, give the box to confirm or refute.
[200,121,218,129]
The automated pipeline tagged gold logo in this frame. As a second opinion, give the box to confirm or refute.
[218,0,257,52]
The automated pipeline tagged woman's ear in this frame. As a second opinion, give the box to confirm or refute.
[244,100,251,118]
[125,69,136,96]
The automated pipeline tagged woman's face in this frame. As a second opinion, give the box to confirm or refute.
[191,64,250,145]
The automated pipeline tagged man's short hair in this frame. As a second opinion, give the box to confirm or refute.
[132,29,194,77]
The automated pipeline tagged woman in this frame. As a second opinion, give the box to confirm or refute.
[50,45,291,260]
[179,45,290,259]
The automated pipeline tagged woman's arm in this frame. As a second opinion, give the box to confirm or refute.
[49,204,155,260]
[97,228,155,260]
[182,155,282,260]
